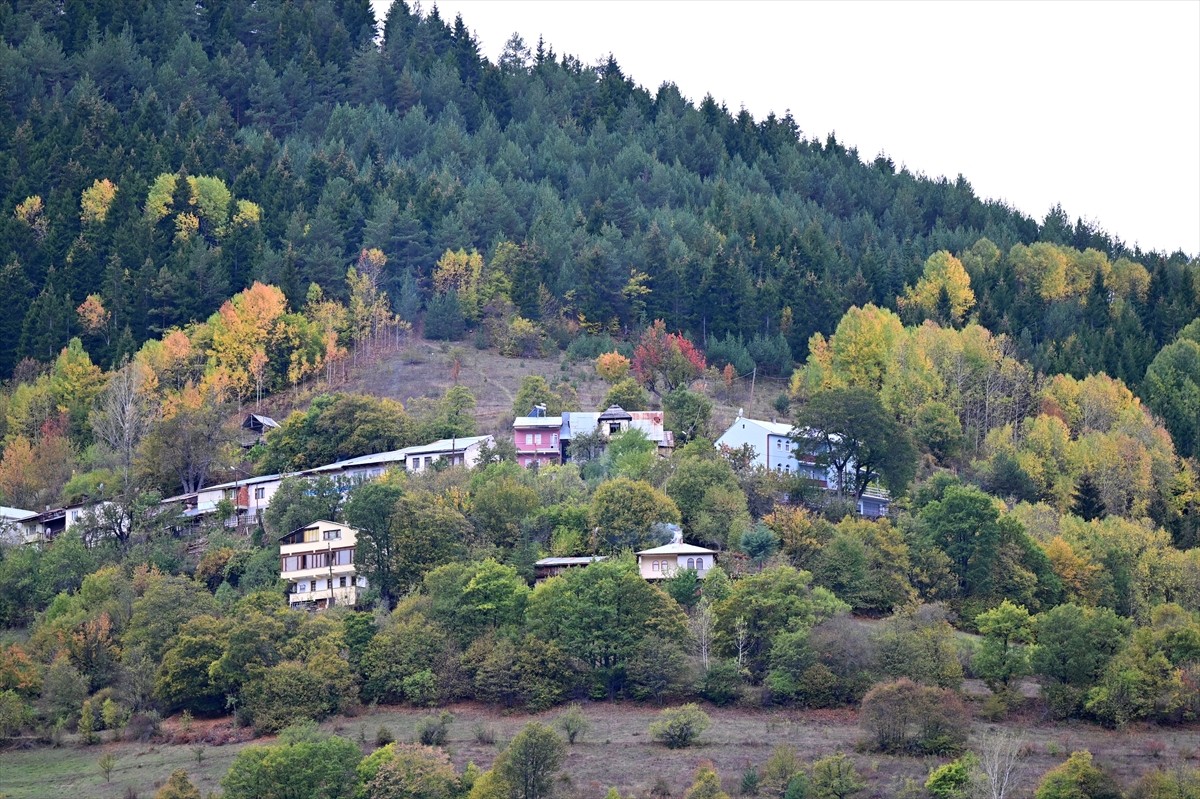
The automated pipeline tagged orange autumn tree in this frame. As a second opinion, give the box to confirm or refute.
[207,282,287,403]
[595,351,631,383]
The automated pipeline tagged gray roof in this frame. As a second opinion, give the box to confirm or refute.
[534,556,607,566]
[598,405,633,421]
[0,505,37,522]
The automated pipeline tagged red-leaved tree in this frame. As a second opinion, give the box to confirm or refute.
[632,320,706,395]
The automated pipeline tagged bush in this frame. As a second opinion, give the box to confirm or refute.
[375,725,395,747]
[740,767,760,796]
[416,711,453,746]
[649,703,711,749]
[472,722,497,745]
[1034,751,1122,799]
[556,703,590,744]
[125,711,161,742]
[809,754,864,799]
[859,678,969,755]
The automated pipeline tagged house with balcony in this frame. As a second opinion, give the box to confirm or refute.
[715,414,890,517]
[514,411,564,468]
[279,520,366,610]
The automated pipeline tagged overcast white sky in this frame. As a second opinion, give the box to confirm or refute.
[370,1,1200,257]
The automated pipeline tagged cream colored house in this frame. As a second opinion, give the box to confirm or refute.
[636,540,718,580]
[279,520,366,609]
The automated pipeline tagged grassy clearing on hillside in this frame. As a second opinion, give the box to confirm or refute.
[3,702,1197,799]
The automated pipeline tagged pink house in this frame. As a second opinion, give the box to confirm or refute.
[514,414,563,468]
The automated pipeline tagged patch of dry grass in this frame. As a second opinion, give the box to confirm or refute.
[3,702,1198,799]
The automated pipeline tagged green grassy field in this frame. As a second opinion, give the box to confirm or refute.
[2,702,1197,799]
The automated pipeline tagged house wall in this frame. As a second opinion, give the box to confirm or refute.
[638,553,714,579]
[280,522,366,608]
[515,423,562,468]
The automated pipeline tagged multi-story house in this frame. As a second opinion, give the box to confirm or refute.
[513,409,563,468]
[279,520,366,610]
[513,404,676,469]
[715,414,890,517]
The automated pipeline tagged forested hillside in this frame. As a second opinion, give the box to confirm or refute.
[2,0,1196,385]
[3,4,1200,797]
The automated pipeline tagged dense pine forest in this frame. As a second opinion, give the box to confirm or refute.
[2,2,1200,798]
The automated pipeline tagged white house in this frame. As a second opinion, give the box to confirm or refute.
[279,520,367,609]
[715,415,890,517]
[1,505,37,545]
[18,501,106,545]
[164,435,497,529]
[636,539,718,580]
[399,435,494,473]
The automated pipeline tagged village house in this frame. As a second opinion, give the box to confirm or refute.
[239,412,280,448]
[636,531,718,580]
[161,434,496,531]
[513,406,563,468]
[279,520,366,610]
[513,404,674,468]
[715,414,890,517]
[533,555,607,581]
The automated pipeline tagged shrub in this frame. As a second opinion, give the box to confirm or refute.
[809,754,864,799]
[98,753,118,782]
[1034,751,1122,799]
[925,754,978,799]
[416,711,453,746]
[741,767,760,796]
[376,725,395,747]
[472,722,497,745]
[649,703,711,749]
[154,769,201,799]
[859,678,969,755]
[759,745,803,797]
[556,703,590,745]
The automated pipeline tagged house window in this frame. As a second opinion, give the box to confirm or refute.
[525,433,533,445]
[785,464,791,474]
[323,529,341,540]
[552,434,558,445]
[652,562,659,572]
[296,582,307,592]
[687,558,695,569]
[309,581,317,592]
[535,432,542,445]
[254,487,265,500]
[282,556,301,572]
[333,549,352,566]
[303,527,320,543]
